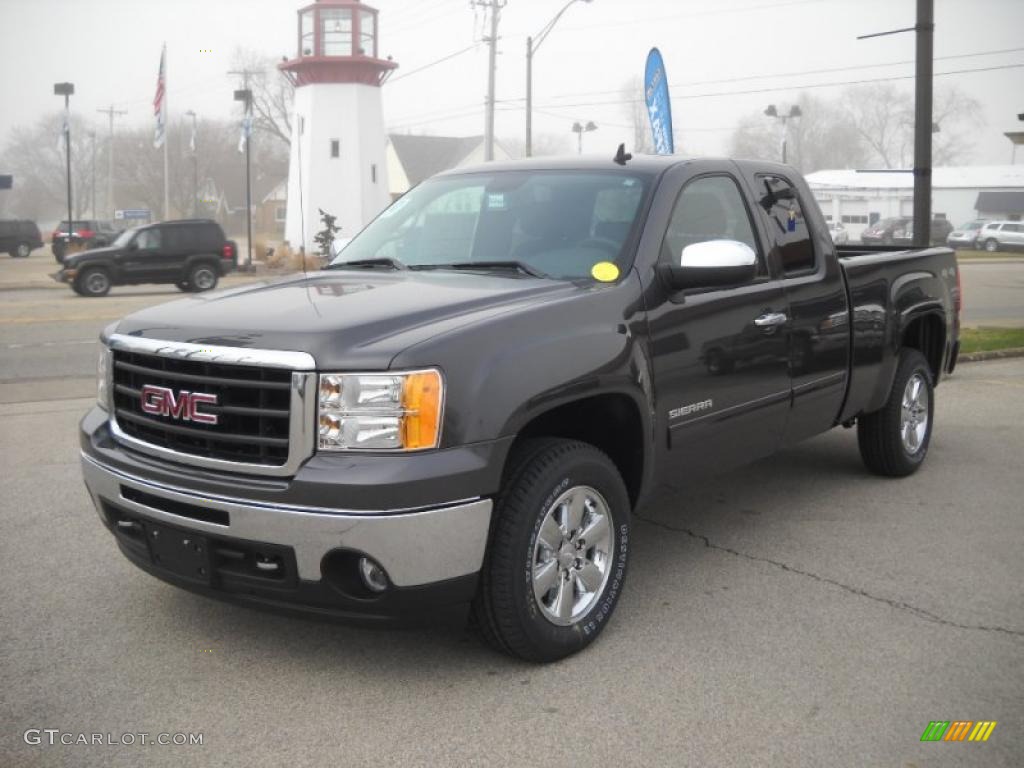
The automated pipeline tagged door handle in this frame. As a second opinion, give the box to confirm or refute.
[754,312,788,328]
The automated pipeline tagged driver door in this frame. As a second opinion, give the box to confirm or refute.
[121,227,163,280]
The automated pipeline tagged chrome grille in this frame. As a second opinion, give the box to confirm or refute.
[112,350,292,465]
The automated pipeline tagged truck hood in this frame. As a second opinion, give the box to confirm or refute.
[110,270,579,369]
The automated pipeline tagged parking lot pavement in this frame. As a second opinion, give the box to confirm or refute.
[960,260,1024,328]
[1,359,1021,767]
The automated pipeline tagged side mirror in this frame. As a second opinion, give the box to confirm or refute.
[662,239,758,290]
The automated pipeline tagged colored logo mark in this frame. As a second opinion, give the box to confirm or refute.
[920,721,997,742]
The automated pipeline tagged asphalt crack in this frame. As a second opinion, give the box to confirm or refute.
[633,512,1024,638]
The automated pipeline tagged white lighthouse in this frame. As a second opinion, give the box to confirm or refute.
[280,0,397,252]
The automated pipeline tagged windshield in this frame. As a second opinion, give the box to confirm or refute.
[113,227,138,247]
[330,171,650,280]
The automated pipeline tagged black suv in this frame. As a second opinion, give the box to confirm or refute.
[0,220,43,257]
[52,219,120,262]
[55,219,237,297]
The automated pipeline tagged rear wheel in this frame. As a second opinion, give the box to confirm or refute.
[472,439,630,662]
[984,238,999,253]
[857,349,934,477]
[76,267,111,297]
[187,263,218,292]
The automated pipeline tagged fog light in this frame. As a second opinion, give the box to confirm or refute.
[358,556,389,593]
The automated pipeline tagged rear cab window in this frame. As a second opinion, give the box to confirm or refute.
[755,174,817,276]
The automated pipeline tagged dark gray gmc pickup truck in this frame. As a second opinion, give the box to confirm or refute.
[80,155,960,661]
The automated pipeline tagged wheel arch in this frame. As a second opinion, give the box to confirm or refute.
[508,392,647,509]
[900,310,946,385]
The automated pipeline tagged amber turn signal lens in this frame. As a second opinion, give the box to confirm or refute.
[401,370,442,449]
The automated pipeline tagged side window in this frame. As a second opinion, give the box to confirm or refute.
[163,227,184,251]
[756,175,816,275]
[136,228,162,250]
[662,175,764,277]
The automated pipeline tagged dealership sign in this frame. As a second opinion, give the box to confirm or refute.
[644,48,674,155]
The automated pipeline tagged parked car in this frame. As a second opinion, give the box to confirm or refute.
[892,218,955,247]
[80,156,960,661]
[54,219,237,297]
[977,220,1024,252]
[0,219,43,257]
[860,216,911,245]
[946,219,989,250]
[51,219,120,263]
[827,221,849,244]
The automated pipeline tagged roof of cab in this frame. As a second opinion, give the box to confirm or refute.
[434,153,795,179]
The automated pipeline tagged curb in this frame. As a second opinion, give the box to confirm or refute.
[958,347,1024,363]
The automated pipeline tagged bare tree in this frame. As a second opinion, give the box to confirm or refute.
[0,113,99,220]
[621,76,653,154]
[230,48,294,149]
[729,93,865,172]
[841,83,982,167]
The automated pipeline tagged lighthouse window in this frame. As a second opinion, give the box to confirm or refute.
[321,8,353,56]
[359,10,376,56]
[300,10,314,56]
[330,139,340,159]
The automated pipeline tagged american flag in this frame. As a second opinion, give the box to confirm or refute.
[153,44,166,148]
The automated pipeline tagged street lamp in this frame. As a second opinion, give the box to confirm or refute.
[526,0,593,157]
[764,103,801,164]
[234,89,253,270]
[53,82,75,238]
[185,110,199,217]
[571,120,598,154]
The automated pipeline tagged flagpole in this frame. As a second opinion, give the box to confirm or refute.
[163,45,170,221]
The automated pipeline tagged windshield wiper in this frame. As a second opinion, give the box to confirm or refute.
[413,261,550,279]
[326,257,407,271]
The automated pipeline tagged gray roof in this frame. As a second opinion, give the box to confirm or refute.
[388,134,486,186]
[975,190,1024,213]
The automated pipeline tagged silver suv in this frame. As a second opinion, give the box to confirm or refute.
[978,221,1024,252]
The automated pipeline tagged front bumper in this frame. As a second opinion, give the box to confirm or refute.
[82,450,494,625]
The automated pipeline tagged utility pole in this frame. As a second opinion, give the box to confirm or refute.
[97,105,127,219]
[471,0,505,161]
[230,68,259,269]
[911,0,934,249]
[89,131,97,218]
[53,83,74,235]
[185,110,198,217]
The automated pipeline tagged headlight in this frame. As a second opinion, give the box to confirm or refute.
[318,370,443,451]
[97,346,112,411]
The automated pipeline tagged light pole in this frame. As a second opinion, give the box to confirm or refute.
[53,82,74,235]
[234,89,253,270]
[764,104,801,164]
[185,110,198,217]
[571,120,597,154]
[526,0,593,157]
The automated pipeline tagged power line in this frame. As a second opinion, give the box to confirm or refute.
[527,62,1024,111]
[388,44,480,83]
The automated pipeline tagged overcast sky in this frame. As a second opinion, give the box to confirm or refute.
[1,0,1022,166]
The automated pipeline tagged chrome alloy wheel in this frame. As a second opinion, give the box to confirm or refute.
[532,485,614,626]
[192,267,216,290]
[86,271,110,294]
[900,372,930,454]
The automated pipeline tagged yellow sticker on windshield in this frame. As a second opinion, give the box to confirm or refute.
[591,261,620,282]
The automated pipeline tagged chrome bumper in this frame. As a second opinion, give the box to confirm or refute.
[81,453,493,587]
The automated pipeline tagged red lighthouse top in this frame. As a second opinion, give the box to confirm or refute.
[279,0,398,87]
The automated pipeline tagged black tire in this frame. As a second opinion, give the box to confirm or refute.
[13,242,31,258]
[175,280,193,292]
[857,349,934,477]
[472,438,630,662]
[75,267,112,297]
[187,263,218,292]
[984,238,999,253]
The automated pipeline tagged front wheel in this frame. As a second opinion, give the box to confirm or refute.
[857,349,934,477]
[473,439,630,662]
[13,242,31,258]
[984,238,999,253]
[76,267,111,297]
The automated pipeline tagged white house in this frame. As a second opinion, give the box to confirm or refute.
[805,165,1024,242]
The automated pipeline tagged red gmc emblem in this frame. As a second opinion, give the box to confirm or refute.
[140,385,218,425]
